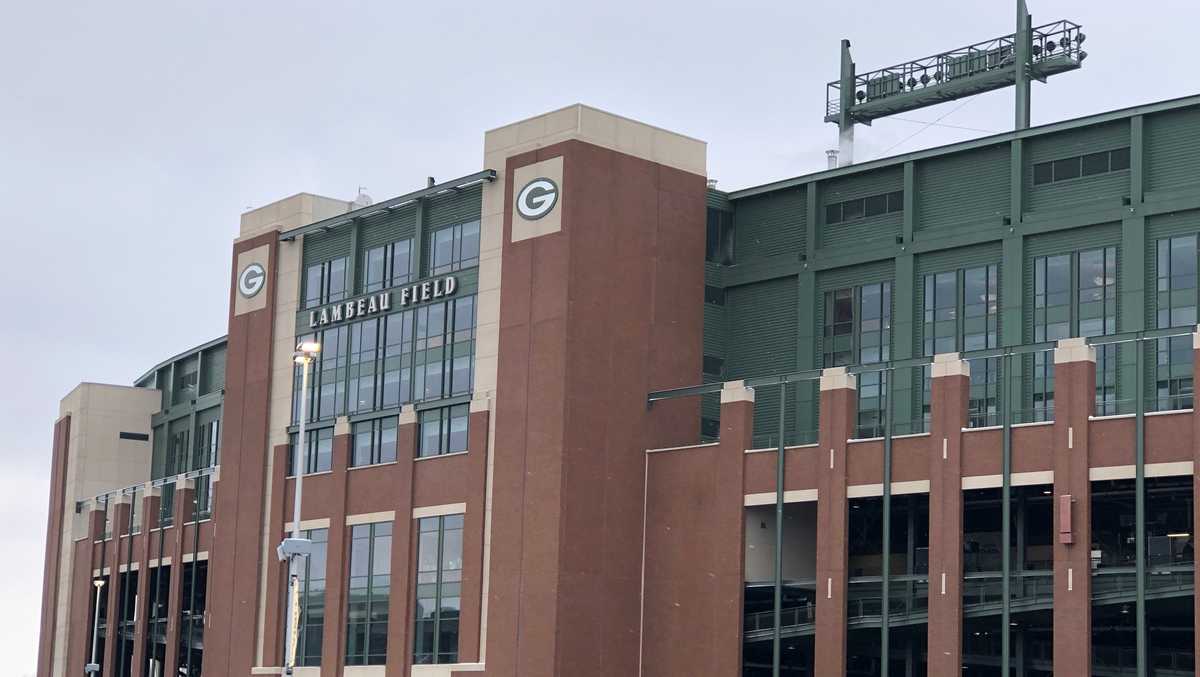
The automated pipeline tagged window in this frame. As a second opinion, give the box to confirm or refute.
[705,208,734,264]
[346,522,392,666]
[304,257,349,309]
[429,221,481,275]
[704,285,725,306]
[413,297,475,401]
[1032,147,1131,185]
[288,428,333,476]
[824,281,891,437]
[348,319,380,414]
[294,297,477,422]
[702,355,725,377]
[144,566,170,676]
[825,191,903,225]
[419,405,469,458]
[363,239,413,293]
[296,528,327,666]
[1032,247,1118,416]
[414,514,463,665]
[922,265,1000,427]
[352,417,398,467]
[173,358,198,404]
[1155,235,1197,411]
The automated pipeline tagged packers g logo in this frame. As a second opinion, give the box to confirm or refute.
[516,178,559,220]
[238,262,266,298]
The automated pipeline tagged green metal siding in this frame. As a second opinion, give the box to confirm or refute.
[724,277,798,439]
[303,228,352,267]
[1025,121,1131,214]
[1144,106,1200,197]
[819,167,903,249]
[733,187,806,264]
[425,184,482,230]
[707,188,733,211]
[914,144,1010,233]
[359,204,418,249]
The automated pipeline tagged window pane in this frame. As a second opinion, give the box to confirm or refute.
[842,198,864,221]
[1109,146,1131,171]
[1080,151,1109,176]
[1032,161,1053,185]
[864,194,887,217]
[1053,156,1081,181]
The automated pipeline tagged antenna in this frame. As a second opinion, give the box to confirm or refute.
[825,0,1086,166]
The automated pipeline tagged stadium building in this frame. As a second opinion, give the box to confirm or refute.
[35,21,1200,677]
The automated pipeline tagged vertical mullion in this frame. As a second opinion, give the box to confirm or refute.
[1134,338,1147,677]
[1000,351,1012,675]
[435,518,445,662]
[880,367,893,677]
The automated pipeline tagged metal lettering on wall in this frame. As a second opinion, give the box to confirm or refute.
[308,275,458,328]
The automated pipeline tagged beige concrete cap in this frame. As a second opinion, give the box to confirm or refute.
[720,379,755,404]
[238,192,354,241]
[398,404,418,426]
[484,103,706,177]
[1193,327,1200,350]
[334,416,352,436]
[819,366,857,391]
[1054,336,1096,364]
[931,353,970,378]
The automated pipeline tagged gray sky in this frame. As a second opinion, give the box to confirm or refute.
[0,1,1193,673]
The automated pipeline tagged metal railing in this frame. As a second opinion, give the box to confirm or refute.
[826,20,1085,117]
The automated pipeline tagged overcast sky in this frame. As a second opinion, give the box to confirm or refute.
[1,1,1194,674]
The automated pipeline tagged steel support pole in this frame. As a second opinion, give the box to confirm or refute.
[1001,352,1013,674]
[1014,0,1032,130]
[880,369,893,676]
[1135,339,1147,677]
[772,383,788,677]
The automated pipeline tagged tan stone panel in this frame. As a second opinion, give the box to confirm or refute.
[510,155,564,243]
[233,244,271,316]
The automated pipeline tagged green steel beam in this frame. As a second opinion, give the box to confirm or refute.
[1015,1,1032,131]
[1000,351,1013,673]
[880,371,894,676]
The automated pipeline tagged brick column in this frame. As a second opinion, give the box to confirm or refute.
[320,417,352,677]
[1052,337,1095,674]
[261,444,289,668]
[814,367,856,677]
[163,479,195,677]
[927,353,969,676]
[68,508,108,676]
[101,497,131,677]
[386,405,418,677]
[458,396,491,663]
[129,484,162,674]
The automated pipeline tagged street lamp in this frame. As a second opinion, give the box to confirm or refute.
[278,340,320,675]
[84,577,105,675]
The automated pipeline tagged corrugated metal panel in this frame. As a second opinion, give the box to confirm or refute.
[359,205,418,249]
[303,228,352,267]
[703,304,725,357]
[732,186,806,263]
[1026,121,1131,214]
[425,184,482,230]
[915,144,1010,232]
[724,276,799,442]
[1146,106,1200,196]
[707,189,733,211]
[819,167,903,249]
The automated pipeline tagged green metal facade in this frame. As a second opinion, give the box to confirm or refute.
[708,95,1200,441]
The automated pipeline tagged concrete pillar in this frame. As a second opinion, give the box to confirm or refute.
[814,367,855,677]
[927,353,969,676]
[1052,337,1095,675]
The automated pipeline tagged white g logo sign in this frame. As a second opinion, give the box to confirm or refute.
[238,262,266,298]
[516,178,559,220]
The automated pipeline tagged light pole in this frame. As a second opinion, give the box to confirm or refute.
[278,340,320,675]
[84,578,105,675]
